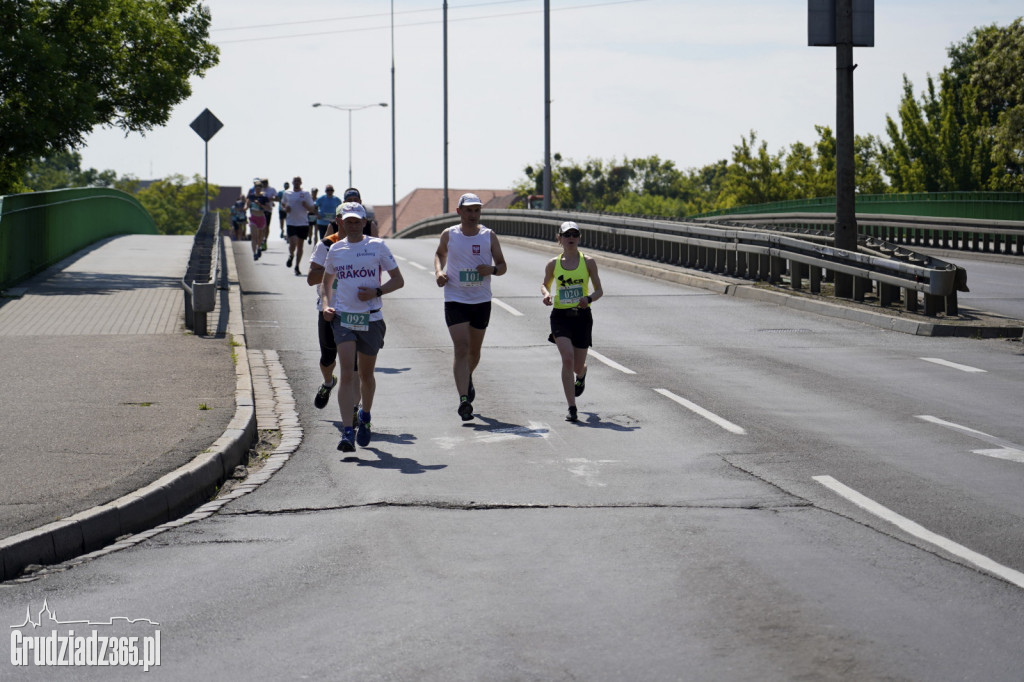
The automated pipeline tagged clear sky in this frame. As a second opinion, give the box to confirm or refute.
[77,0,1023,208]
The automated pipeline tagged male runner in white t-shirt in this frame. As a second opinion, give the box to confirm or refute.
[282,176,315,276]
[321,202,404,452]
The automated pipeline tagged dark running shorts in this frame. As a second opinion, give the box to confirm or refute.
[445,301,491,330]
[287,224,310,240]
[330,318,386,356]
[548,307,593,348]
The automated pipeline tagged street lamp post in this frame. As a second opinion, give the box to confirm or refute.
[312,102,388,188]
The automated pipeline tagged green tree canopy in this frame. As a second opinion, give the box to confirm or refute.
[124,174,213,235]
[22,151,118,192]
[0,0,219,194]
[881,18,1024,191]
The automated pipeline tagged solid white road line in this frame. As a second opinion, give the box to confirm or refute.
[814,475,1024,590]
[653,388,746,435]
[917,415,1024,463]
[588,350,637,375]
[920,357,987,373]
[492,298,524,316]
[408,261,428,271]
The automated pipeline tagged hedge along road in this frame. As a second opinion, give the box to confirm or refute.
[2,234,1023,681]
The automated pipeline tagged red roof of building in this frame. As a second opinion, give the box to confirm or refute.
[373,188,519,237]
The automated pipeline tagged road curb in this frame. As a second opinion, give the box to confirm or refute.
[503,236,1024,339]
[0,236,256,582]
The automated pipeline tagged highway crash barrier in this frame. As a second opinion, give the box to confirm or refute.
[399,209,966,317]
[181,211,222,336]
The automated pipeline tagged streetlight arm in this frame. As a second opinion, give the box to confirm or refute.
[311,102,389,188]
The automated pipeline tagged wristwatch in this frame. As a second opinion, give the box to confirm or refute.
[376,287,383,297]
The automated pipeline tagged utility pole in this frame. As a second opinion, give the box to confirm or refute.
[443,1,449,214]
[833,0,857,298]
[542,0,552,211]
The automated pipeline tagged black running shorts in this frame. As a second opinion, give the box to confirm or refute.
[444,301,491,330]
[548,307,593,348]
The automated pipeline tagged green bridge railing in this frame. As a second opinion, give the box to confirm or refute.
[0,188,156,290]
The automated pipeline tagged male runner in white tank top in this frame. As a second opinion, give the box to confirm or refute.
[433,193,508,421]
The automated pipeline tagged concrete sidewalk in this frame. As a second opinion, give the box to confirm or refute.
[0,234,255,581]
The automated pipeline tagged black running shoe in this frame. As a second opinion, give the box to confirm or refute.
[314,376,336,409]
[338,427,356,452]
[458,399,474,421]
[467,375,475,403]
[356,409,372,447]
[294,266,302,276]
[286,255,293,268]
[566,406,578,422]
[574,374,586,397]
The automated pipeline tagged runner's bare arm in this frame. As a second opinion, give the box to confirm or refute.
[321,270,336,319]
[306,262,325,287]
[434,230,450,286]
[541,257,556,306]
[482,232,507,276]
[579,256,603,308]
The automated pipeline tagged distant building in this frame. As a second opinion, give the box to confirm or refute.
[373,188,519,238]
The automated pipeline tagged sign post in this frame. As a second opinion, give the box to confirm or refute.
[809,0,873,298]
[189,109,224,214]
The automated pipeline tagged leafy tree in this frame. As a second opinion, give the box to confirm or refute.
[0,0,219,194]
[714,132,788,209]
[952,18,1024,189]
[881,19,1024,192]
[854,134,888,195]
[130,174,213,235]
[22,151,118,191]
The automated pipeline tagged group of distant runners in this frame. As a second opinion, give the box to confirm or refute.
[280,190,603,452]
[231,178,373,274]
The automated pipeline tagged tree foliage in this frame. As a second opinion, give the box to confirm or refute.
[515,19,1024,218]
[123,174,213,235]
[0,0,219,194]
[881,18,1024,191]
[22,151,118,192]
[518,126,881,217]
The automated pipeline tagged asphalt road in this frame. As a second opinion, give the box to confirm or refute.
[951,254,1024,321]
[2,235,1023,681]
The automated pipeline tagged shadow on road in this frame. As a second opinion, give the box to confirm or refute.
[341,449,447,474]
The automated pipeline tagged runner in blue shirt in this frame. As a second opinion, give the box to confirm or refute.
[315,185,343,241]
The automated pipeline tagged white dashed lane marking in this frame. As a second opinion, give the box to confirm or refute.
[917,415,1024,463]
[653,388,746,435]
[920,357,986,373]
[588,350,636,375]
[492,298,524,317]
[814,475,1024,590]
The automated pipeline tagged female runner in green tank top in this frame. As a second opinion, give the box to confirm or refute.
[540,221,604,422]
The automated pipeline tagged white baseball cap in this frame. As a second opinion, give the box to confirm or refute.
[337,202,367,220]
[458,193,483,207]
[559,221,581,235]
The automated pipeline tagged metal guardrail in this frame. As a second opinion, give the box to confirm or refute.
[697,212,1024,256]
[397,209,965,316]
[181,211,221,335]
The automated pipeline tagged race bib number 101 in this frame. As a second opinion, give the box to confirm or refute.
[459,269,484,287]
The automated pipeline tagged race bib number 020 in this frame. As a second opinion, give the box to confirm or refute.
[559,285,583,305]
